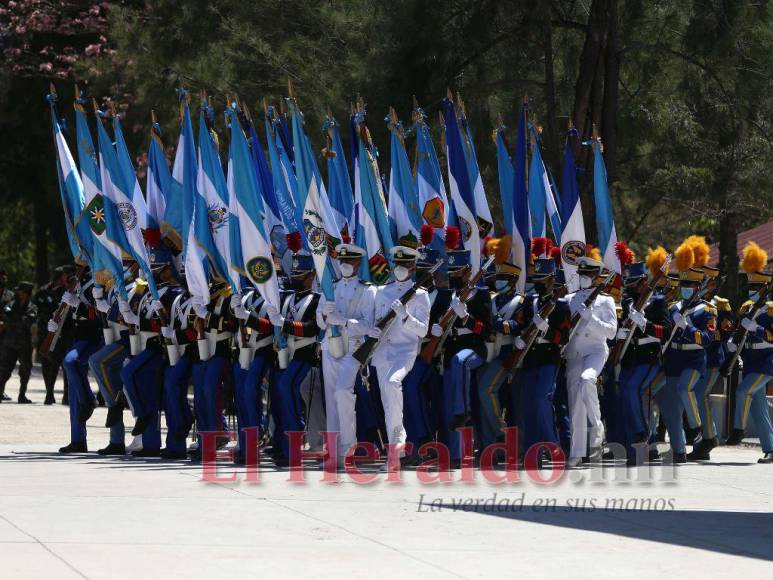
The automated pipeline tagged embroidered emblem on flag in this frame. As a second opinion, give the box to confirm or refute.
[422,197,445,229]
[246,256,274,284]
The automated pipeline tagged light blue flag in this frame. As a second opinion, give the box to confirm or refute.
[147,115,183,247]
[458,106,493,237]
[413,109,448,263]
[265,107,302,237]
[351,108,393,283]
[290,100,336,301]
[386,111,422,247]
[197,104,236,290]
[495,124,514,240]
[559,131,586,291]
[442,98,480,273]
[112,113,149,231]
[545,165,562,241]
[94,110,158,298]
[225,107,281,309]
[528,128,547,239]
[323,115,354,237]
[511,105,531,293]
[593,140,620,273]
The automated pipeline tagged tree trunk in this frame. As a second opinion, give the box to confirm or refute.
[601,0,619,186]
[718,185,740,308]
[541,9,560,169]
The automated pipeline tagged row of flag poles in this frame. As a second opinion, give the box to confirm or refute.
[48,82,620,302]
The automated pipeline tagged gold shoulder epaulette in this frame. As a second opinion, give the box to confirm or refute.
[739,300,754,315]
[713,296,731,311]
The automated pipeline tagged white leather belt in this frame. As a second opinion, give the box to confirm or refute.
[456,328,473,336]
[291,337,315,350]
[670,343,702,351]
[744,342,773,350]
[207,331,233,342]
[535,337,551,345]
[636,337,659,346]
[253,336,274,350]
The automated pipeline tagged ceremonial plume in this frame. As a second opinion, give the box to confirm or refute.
[741,241,768,274]
[675,239,696,272]
[646,246,669,277]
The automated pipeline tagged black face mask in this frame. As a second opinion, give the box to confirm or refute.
[290,277,308,291]
[534,283,549,297]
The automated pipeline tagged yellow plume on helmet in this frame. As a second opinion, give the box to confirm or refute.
[484,235,512,265]
[675,239,695,272]
[646,246,668,277]
[741,241,768,274]
[587,245,602,261]
[686,235,710,267]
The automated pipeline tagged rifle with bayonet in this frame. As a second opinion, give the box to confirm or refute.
[560,270,618,357]
[39,265,87,356]
[659,274,721,356]
[352,259,442,366]
[720,280,772,377]
[418,255,496,365]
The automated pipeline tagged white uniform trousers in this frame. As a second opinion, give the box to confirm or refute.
[322,349,360,457]
[566,351,607,459]
[373,357,412,453]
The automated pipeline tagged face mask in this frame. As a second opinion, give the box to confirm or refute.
[524,282,535,294]
[291,277,307,291]
[749,290,761,302]
[579,275,593,289]
[495,279,510,291]
[394,265,411,282]
[339,263,355,278]
[680,287,694,300]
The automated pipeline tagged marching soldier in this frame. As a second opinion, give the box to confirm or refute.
[0,282,37,404]
[564,256,617,467]
[33,266,72,404]
[316,242,378,463]
[725,242,773,464]
[371,246,431,465]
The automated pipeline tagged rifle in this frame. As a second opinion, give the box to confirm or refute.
[352,260,442,366]
[502,286,562,381]
[560,271,618,357]
[39,266,87,356]
[659,275,720,356]
[719,280,772,377]
[608,255,672,369]
[418,255,496,365]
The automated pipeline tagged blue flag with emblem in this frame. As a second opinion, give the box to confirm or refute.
[147,114,183,248]
[351,104,394,283]
[323,115,354,238]
[112,112,149,231]
[94,108,158,298]
[386,109,422,248]
[442,98,480,274]
[511,104,531,293]
[559,130,586,291]
[458,102,493,238]
[226,107,281,309]
[593,139,620,273]
[495,124,514,241]
[197,103,236,290]
[413,108,448,264]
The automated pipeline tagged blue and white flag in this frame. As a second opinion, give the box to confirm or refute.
[527,129,547,239]
[147,114,183,248]
[265,108,302,237]
[290,101,336,301]
[593,140,620,273]
[351,107,393,283]
[245,116,284,251]
[112,113,149,231]
[94,110,158,298]
[559,132,586,292]
[495,124,514,241]
[177,96,210,305]
[197,105,236,290]
[386,111,422,248]
[324,115,354,237]
[442,98,480,273]
[545,167,562,241]
[458,105,493,237]
[226,108,280,309]
[414,109,448,263]
[511,105,531,293]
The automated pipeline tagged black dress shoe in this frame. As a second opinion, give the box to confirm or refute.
[648,448,661,462]
[670,452,687,464]
[96,392,106,407]
[97,443,126,456]
[105,404,124,428]
[59,442,88,454]
[632,431,649,446]
[61,396,69,405]
[160,449,189,460]
[684,426,702,446]
[273,456,291,468]
[44,395,55,405]
[131,414,153,436]
[686,439,712,461]
[131,448,161,458]
[78,399,97,423]
[725,428,745,446]
[758,453,773,464]
[17,396,32,404]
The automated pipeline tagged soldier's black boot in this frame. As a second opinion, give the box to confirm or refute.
[97,443,126,456]
[59,442,88,454]
[684,425,702,446]
[725,428,745,446]
[687,439,712,461]
[105,402,124,428]
[78,398,97,423]
[131,414,153,436]
[758,453,773,464]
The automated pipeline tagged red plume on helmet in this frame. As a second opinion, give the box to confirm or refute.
[143,227,162,249]
[341,232,351,244]
[481,235,493,256]
[445,226,460,250]
[531,236,549,257]
[286,231,302,253]
[420,224,434,246]
[614,240,635,267]
[550,245,562,265]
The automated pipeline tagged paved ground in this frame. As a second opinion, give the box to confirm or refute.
[1,371,772,579]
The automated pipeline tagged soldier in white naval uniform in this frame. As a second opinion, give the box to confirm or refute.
[316,243,378,461]
[371,246,431,461]
[563,256,617,467]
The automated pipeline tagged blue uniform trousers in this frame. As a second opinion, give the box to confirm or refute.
[476,356,509,451]
[694,367,720,440]
[403,359,438,449]
[163,355,193,454]
[442,349,482,460]
[734,371,772,436]
[553,366,571,454]
[274,359,312,459]
[121,349,164,451]
[63,339,102,445]
[192,355,227,448]
[519,364,560,451]
[233,351,272,461]
[619,363,658,453]
[88,341,127,445]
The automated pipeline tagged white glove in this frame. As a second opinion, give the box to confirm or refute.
[229,294,242,309]
[193,303,208,319]
[161,326,176,339]
[431,323,443,337]
[366,325,382,339]
[148,299,164,315]
[232,304,249,320]
[323,301,336,315]
[726,340,737,353]
[579,305,592,320]
[673,312,688,329]
[122,310,139,326]
[47,319,59,333]
[740,317,759,332]
[266,304,284,327]
[62,291,79,307]
[514,336,526,350]
[391,299,407,318]
[92,287,104,300]
[533,313,549,333]
[616,328,630,340]
[629,308,647,331]
[95,298,110,314]
[451,296,467,318]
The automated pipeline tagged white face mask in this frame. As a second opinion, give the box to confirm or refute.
[339,263,355,278]
[495,279,510,291]
[394,265,411,282]
[579,275,593,289]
